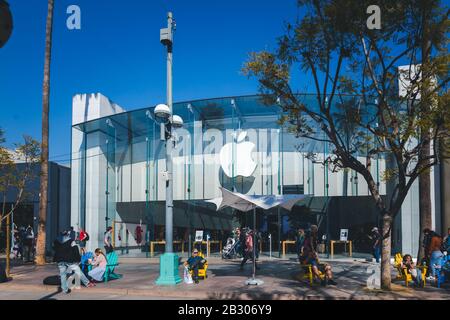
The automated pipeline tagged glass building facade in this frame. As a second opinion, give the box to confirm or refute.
[71,93,410,255]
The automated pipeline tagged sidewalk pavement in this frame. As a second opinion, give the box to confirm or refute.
[1,256,449,300]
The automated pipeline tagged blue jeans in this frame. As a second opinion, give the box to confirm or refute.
[58,262,90,292]
[410,268,423,286]
[373,246,381,263]
[430,251,444,277]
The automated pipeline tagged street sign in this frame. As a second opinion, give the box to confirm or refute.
[340,229,348,241]
[195,230,203,242]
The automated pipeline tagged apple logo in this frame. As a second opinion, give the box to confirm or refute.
[219,130,257,178]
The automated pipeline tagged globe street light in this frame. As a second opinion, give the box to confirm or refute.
[155,11,183,285]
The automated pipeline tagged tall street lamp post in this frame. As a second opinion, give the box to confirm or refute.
[155,11,183,285]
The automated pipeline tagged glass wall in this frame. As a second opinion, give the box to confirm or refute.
[72,94,387,253]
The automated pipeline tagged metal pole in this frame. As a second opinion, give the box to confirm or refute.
[6,211,10,277]
[165,11,174,254]
[11,209,14,254]
[278,207,281,258]
[207,235,210,259]
[188,234,191,257]
[269,233,272,259]
[253,208,256,280]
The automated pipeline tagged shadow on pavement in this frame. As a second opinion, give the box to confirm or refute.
[39,288,61,300]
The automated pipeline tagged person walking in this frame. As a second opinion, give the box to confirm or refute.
[295,228,305,261]
[23,225,34,262]
[239,229,259,270]
[427,231,444,281]
[368,227,381,263]
[104,226,114,254]
[78,228,89,249]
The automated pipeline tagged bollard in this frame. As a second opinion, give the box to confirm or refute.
[188,234,191,257]
[6,213,10,277]
[268,233,272,259]
[206,235,210,259]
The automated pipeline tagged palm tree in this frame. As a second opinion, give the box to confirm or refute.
[35,0,54,265]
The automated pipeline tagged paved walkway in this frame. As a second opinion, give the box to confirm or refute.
[1,256,449,300]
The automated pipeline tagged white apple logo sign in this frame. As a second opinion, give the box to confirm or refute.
[219,131,257,178]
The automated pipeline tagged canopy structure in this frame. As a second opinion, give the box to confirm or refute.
[206,187,308,285]
[206,187,307,212]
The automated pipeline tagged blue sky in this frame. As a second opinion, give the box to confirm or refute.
[0,0,300,163]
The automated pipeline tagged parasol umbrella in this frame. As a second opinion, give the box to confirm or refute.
[206,187,307,285]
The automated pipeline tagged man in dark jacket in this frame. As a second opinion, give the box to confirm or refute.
[53,231,94,293]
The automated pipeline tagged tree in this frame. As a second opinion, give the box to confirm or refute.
[0,130,41,226]
[244,0,449,289]
[35,0,54,265]
[0,129,40,270]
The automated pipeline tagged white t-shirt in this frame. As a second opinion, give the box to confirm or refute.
[104,231,112,246]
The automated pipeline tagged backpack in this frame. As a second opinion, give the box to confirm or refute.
[79,230,89,242]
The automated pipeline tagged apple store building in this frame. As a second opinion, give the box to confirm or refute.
[70,93,445,256]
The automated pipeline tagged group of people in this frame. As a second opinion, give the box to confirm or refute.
[53,228,110,294]
[295,225,337,286]
[384,226,450,288]
[11,225,35,262]
[421,228,450,282]
[396,228,450,287]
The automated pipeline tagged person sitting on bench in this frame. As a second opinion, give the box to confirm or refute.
[184,249,206,284]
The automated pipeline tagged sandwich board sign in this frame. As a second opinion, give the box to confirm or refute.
[195,230,204,242]
[340,229,348,241]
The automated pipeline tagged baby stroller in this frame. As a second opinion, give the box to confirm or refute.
[222,237,240,259]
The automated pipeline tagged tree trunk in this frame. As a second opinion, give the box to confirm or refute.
[417,137,432,262]
[35,0,54,266]
[417,5,432,263]
[380,212,392,290]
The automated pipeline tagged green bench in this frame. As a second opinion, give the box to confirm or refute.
[83,251,122,283]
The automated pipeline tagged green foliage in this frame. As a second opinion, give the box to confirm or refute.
[0,127,41,223]
[243,0,449,217]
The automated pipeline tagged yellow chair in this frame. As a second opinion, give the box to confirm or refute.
[300,263,325,285]
[394,253,427,287]
[394,253,404,280]
[189,252,208,280]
